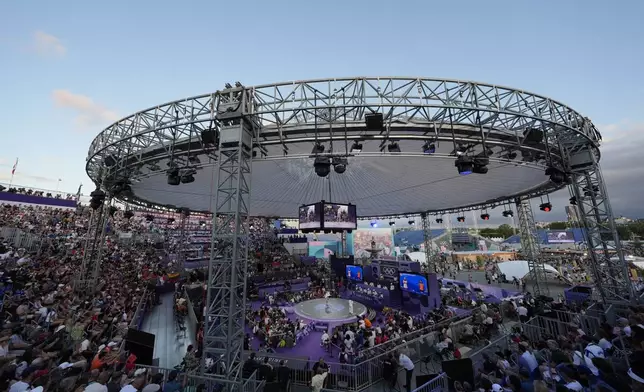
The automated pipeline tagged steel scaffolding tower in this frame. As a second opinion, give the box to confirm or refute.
[570,163,634,303]
[515,197,549,297]
[204,85,256,386]
[77,197,111,292]
[421,213,435,273]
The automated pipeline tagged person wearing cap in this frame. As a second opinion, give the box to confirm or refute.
[119,373,146,392]
[84,370,110,392]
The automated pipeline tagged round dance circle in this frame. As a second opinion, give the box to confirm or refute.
[293,298,367,323]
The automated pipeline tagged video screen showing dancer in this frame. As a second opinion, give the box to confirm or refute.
[399,273,428,295]
[345,265,363,282]
[322,203,356,229]
[299,204,321,229]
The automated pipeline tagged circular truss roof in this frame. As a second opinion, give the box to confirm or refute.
[86,77,602,218]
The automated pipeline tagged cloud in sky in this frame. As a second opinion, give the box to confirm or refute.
[33,31,66,57]
[52,90,120,129]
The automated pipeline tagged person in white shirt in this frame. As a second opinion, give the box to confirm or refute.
[321,331,330,351]
[398,352,414,392]
[311,368,329,392]
[518,344,538,373]
[517,304,529,322]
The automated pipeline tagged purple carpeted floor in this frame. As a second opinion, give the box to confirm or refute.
[247,299,471,361]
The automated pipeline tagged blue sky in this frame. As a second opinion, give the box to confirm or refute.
[1,0,643,222]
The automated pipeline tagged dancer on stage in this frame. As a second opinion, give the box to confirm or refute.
[325,291,331,311]
[348,299,354,315]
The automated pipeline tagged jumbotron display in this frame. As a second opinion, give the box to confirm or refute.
[299,201,356,231]
[323,202,357,230]
[399,272,429,295]
[345,265,363,282]
[299,203,322,230]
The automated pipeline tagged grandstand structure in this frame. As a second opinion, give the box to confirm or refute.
[83,77,630,388]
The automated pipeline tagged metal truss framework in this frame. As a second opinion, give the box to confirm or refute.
[569,163,634,303]
[86,77,600,218]
[203,87,256,387]
[421,213,435,273]
[515,197,550,297]
[77,198,111,292]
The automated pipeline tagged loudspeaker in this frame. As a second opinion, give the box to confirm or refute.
[125,328,155,366]
[441,358,474,390]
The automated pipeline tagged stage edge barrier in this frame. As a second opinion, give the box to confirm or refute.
[251,315,504,392]
[132,364,264,392]
[411,372,449,392]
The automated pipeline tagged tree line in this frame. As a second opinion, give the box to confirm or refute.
[478,220,644,241]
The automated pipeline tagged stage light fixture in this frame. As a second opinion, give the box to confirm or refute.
[455,156,473,175]
[502,210,514,218]
[145,214,154,222]
[473,157,489,174]
[332,157,347,174]
[89,189,106,210]
[422,142,436,154]
[408,220,415,226]
[124,211,134,219]
[569,196,577,205]
[311,143,325,154]
[480,213,490,220]
[199,220,206,227]
[167,217,175,224]
[457,216,465,223]
[350,141,363,153]
[313,156,331,177]
[387,142,401,153]
[389,221,395,226]
[180,174,195,184]
[507,151,518,160]
[167,168,180,186]
[435,218,443,224]
[523,127,544,145]
[108,206,118,217]
[545,167,566,184]
[539,202,552,212]
[370,221,378,228]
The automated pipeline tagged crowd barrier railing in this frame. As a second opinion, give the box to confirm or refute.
[465,334,512,378]
[251,315,481,392]
[0,226,42,252]
[544,308,602,337]
[411,372,449,392]
[132,364,264,392]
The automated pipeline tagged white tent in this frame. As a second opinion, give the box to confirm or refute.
[497,260,560,281]
[408,251,426,263]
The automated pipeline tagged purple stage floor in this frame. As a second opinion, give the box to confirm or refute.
[248,300,471,361]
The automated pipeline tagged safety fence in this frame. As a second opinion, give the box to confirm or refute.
[131,364,265,392]
[247,313,515,392]
[0,226,42,252]
[465,334,513,378]
[411,372,448,392]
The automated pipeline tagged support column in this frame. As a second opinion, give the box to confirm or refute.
[77,195,111,293]
[204,86,256,385]
[340,231,347,257]
[570,164,634,303]
[515,198,549,297]
[421,213,435,273]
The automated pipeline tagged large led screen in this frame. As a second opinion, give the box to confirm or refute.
[399,272,428,295]
[546,231,575,243]
[299,203,322,230]
[345,265,363,282]
[322,203,357,229]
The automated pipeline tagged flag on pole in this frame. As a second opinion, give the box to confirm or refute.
[11,158,18,175]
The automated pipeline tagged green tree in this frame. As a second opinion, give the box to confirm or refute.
[617,225,633,241]
[497,224,515,239]
[548,221,569,230]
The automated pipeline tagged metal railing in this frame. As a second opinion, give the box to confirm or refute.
[411,372,448,392]
[132,364,265,392]
[465,334,513,378]
[0,226,42,252]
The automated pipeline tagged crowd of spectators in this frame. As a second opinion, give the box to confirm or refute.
[0,203,173,392]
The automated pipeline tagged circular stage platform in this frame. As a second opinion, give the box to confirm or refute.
[293,298,367,323]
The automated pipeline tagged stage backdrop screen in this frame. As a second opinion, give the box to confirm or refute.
[346,265,363,282]
[322,203,357,230]
[299,203,322,230]
[546,231,575,243]
[399,272,428,295]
